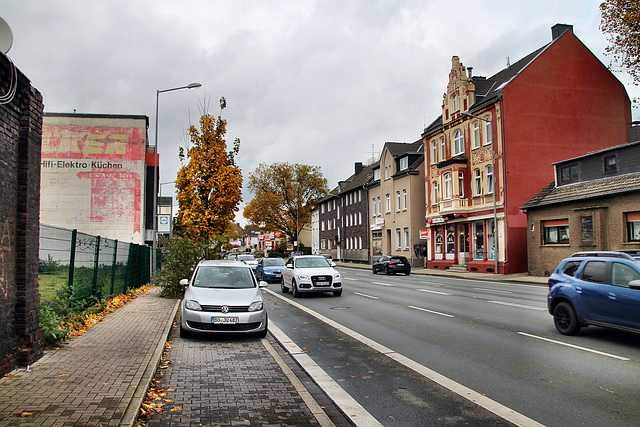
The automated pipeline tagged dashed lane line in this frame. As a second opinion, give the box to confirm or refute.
[517,332,630,361]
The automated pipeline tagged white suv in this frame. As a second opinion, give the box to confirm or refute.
[281,255,342,297]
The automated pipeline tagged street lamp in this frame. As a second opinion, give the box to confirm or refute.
[152,83,202,284]
[462,111,498,274]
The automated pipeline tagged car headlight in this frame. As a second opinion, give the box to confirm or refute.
[333,273,341,279]
[298,275,309,280]
[185,300,202,311]
[248,301,263,312]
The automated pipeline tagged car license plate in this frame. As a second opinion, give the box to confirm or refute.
[212,317,239,324]
[316,281,329,286]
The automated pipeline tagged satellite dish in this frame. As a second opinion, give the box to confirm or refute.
[0,17,14,54]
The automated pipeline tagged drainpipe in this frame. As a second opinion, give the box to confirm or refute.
[499,95,508,273]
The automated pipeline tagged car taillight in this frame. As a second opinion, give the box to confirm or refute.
[388,262,396,265]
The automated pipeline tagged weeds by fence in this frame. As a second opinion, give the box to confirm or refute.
[39,224,150,303]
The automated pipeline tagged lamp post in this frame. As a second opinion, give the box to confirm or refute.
[462,111,498,274]
[152,83,201,284]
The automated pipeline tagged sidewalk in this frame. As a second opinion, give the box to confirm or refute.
[334,261,549,285]
[0,288,179,426]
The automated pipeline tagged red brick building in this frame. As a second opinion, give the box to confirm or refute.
[422,24,631,274]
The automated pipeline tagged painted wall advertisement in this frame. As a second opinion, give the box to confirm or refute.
[40,115,148,244]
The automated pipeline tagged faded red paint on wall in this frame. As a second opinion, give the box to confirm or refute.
[41,125,146,160]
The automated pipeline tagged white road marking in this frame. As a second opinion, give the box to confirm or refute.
[473,287,512,294]
[408,305,455,318]
[488,300,547,311]
[416,288,453,296]
[268,322,383,426]
[354,292,379,300]
[517,332,630,361]
[266,289,545,427]
[372,282,397,287]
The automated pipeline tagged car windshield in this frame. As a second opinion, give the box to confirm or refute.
[237,255,256,261]
[264,258,285,267]
[193,266,255,289]
[391,257,408,262]
[295,257,330,268]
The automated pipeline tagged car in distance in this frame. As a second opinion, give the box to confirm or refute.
[281,255,342,297]
[372,255,411,275]
[547,253,640,335]
[180,260,268,338]
[236,253,258,271]
[256,257,286,282]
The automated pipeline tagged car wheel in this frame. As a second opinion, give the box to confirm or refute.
[179,322,191,339]
[553,302,581,335]
[292,280,300,298]
[281,277,289,293]
[405,271,410,276]
[372,266,377,274]
[256,317,268,338]
[333,289,342,297]
[384,265,390,275]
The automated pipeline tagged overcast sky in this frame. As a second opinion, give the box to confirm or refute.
[2,1,638,226]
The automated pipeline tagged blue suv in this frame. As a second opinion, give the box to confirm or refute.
[547,252,640,335]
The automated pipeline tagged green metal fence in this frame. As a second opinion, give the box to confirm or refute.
[39,224,150,302]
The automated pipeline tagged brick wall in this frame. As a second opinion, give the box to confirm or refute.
[0,53,44,376]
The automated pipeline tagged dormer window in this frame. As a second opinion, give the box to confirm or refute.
[560,164,578,183]
[604,155,617,174]
[373,168,380,181]
[399,156,409,171]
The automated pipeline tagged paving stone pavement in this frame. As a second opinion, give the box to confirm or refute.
[145,322,338,426]
[0,287,179,427]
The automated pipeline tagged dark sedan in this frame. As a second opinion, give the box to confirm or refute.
[372,255,411,275]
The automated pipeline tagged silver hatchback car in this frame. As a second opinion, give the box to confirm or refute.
[180,260,268,338]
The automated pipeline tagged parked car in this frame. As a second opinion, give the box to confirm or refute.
[372,255,411,275]
[547,253,640,335]
[179,260,268,338]
[256,257,286,282]
[226,253,238,260]
[281,255,342,297]
[320,253,333,261]
[237,253,258,270]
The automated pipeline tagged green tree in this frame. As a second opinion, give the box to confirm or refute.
[244,162,328,247]
[600,0,640,85]
[176,97,242,241]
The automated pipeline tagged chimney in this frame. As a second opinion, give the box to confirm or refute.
[468,67,473,78]
[355,162,363,175]
[552,23,573,41]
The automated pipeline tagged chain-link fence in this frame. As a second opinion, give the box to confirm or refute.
[39,224,150,302]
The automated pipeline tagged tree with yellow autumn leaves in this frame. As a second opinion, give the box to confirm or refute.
[175,97,242,242]
[244,162,328,248]
[600,0,640,85]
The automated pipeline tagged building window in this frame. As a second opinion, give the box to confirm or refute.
[604,155,617,174]
[454,129,464,155]
[321,204,325,214]
[377,197,381,216]
[627,212,640,242]
[321,221,325,231]
[487,165,494,194]
[581,216,593,242]
[474,168,481,196]
[487,219,496,260]
[543,219,569,244]
[373,168,380,181]
[386,194,391,213]
[444,172,452,199]
[431,140,438,164]
[440,137,446,160]
[320,239,326,250]
[358,212,362,225]
[472,121,480,149]
[560,164,578,183]
[372,198,377,217]
[433,181,439,204]
[452,93,458,112]
[396,191,401,211]
[458,172,464,198]
[402,189,407,210]
[396,228,401,250]
[403,227,410,250]
[484,117,492,145]
[400,156,408,171]
[435,233,443,254]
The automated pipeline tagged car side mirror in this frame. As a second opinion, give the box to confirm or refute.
[286,264,293,269]
[629,279,640,290]
[259,280,268,288]
[180,278,189,288]
[330,262,336,267]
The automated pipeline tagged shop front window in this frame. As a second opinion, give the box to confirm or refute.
[487,219,496,260]
[435,229,444,260]
[372,231,382,256]
[446,226,455,260]
[473,221,484,260]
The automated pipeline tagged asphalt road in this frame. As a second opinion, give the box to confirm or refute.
[266,266,640,427]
